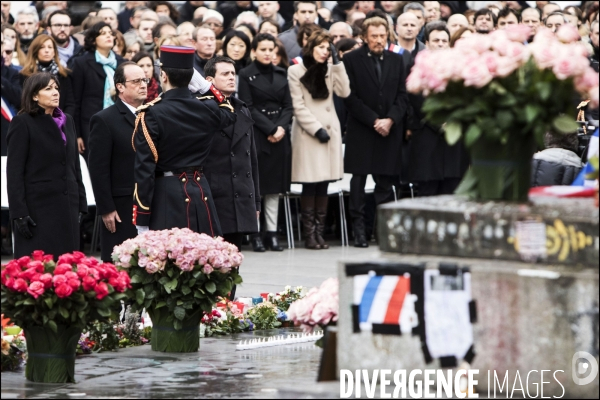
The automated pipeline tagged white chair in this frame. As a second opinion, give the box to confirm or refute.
[79,155,100,253]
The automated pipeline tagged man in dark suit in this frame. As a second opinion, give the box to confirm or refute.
[133,46,236,236]
[343,16,409,248]
[88,61,146,262]
[202,56,261,251]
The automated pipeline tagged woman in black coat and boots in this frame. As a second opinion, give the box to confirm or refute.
[7,72,87,259]
[69,22,125,158]
[238,33,293,252]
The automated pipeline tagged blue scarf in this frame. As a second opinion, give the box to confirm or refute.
[95,50,117,109]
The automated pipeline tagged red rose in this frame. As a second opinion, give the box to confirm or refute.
[87,257,99,267]
[55,283,73,298]
[103,264,119,279]
[53,275,67,287]
[27,281,45,299]
[57,254,74,265]
[19,267,37,281]
[17,256,31,267]
[54,263,73,275]
[72,251,86,263]
[119,271,131,289]
[3,276,14,289]
[82,276,97,291]
[5,260,21,276]
[42,255,54,263]
[32,250,45,261]
[76,264,89,278]
[12,278,28,292]
[67,277,81,290]
[64,271,78,280]
[28,260,44,272]
[38,273,53,289]
[89,268,100,280]
[95,282,109,300]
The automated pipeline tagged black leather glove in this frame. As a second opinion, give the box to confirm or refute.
[15,216,36,239]
[315,128,331,143]
[330,43,340,65]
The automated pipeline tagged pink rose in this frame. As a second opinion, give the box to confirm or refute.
[556,24,580,43]
[589,87,599,108]
[67,276,81,290]
[76,264,89,278]
[18,267,38,281]
[72,251,86,263]
[95,282,109,300]
[481,51,499,75]
[38,273,53,289]
[12,278,28,292]
[55,283,73,298]
[530,42,555,70]
[82,275,97,291]
[466,34,493,54]
[32,250,45,261]
[145,261,159,274]
[28,260,45,273]
[462,60,493,88]
[27,281,45,299]
[17,256,31,267]
[57,253,74,265]
[504,24,531,43]
[503,42,529,64]
[575,68,599,93]
[202,264,214,275]
[53,274,67,287]
[495,56,520,77]
[553,55,580,80]
[54,263,73,275]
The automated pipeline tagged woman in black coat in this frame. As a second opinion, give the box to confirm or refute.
[69,22,125,158]
[18,34,75,116]
[7,72,87,259]
[238,33,293,252]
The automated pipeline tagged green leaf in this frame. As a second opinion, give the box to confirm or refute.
[130,274,142,284]
[58,305,69,319]
[444,122,462,146]
[181,286,192,295]
[23,298,36,305]
[155,301,167,309]
[174,306,186,321]
[158,276,170,285]
[525,104,541,123]
[233,274,243,285]
[464,124,482,148]
[536,81,551,101]
[205,281,216,294]
[142,273,155,285]
[552,115,578,134]
[47,320,58,333]
[135,288,145,305]
[97,307,111,317]
[44,297,54,309]
[173,319,183,330]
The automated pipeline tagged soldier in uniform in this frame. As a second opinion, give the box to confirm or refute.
[132,45,236,235]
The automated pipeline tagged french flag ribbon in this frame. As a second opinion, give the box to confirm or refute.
[1,97,14,122]
[385,43,404,55]
[354,274,411,325]
[572,128,599,187]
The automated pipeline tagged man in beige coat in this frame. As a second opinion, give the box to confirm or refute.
[287,31,350,249]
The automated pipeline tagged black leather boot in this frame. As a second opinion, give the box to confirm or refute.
[301,196,321,250]
[265,231,284,251]
[251,233,266,252]
[314,196,329,249]
[353,218,369,248]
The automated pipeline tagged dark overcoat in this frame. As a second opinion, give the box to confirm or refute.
[69,51,125,146]
[1,64,21,156]
[203,96,261,235]
[133,87,236,236]
[88,98,138,261]
[6,111,87,258]
[238,62,293,195]
[342,45,409,175]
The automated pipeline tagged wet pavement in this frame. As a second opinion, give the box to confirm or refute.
[1,328,340,399]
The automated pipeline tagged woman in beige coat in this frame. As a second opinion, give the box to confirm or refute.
[288,30,350,250]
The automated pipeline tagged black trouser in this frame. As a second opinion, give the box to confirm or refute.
[416,178,461,197]
[302,181,329,196]
[222,232,244,300]
[349,174,397,220]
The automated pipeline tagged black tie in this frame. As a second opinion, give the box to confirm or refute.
[374,56,382,83]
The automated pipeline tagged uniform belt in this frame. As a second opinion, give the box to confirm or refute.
[260,108,281,116]
[157,166,203,177]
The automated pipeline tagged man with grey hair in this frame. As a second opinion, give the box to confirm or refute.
[329,21,353,44]
[404,3,426,43]
[14,6,39,54]
[257,1,285,28]
[234,10,260,31]
[447,14,469,37]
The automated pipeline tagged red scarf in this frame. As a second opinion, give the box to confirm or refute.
[146,78,160,102]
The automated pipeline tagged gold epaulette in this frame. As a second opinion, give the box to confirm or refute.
[219,99,234,113]
[577,100,590,109]
[135,96,161,114]
[196,95,215,101]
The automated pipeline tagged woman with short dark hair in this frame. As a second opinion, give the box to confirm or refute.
[132,51,160,102]
[69,22,125,157]
[6,72,87,259]
[222,30,252,73]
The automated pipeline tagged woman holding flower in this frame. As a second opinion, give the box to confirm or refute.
[6,72,87,259]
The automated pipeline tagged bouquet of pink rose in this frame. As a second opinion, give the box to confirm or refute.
[287,278,338,333]
[406,24,599,201]
[112,228,243,351]
[1,251,129,382]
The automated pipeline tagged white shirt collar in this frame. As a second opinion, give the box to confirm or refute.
[121,99,138,115]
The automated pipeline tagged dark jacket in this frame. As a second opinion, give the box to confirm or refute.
[203,96,261,235]
[238,62,293,195]
[531,148,583,187]
[6,111,87,259]
[343,45,409,175]
[278,26,301,60]
[1,64,21,156]
[69,51,125,145]
[133,87,236,235]
[193,53,212,77]
[88,98,138,261]
[117,7,133,34]
[177,1,202,23]
[218,2,258,34]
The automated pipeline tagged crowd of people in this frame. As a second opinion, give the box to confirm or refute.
[1,1,598,259]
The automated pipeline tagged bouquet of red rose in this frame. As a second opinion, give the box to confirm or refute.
[1,251,130,383]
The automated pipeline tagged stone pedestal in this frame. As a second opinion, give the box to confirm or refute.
[337,196,599,398]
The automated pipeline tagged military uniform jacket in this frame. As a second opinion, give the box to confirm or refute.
[203,96,261,235]
[132,87,236,236]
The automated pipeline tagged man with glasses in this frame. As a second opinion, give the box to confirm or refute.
[88,61,147,262]
[47,10,82,67]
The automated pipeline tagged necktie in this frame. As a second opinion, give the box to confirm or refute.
[374,56,382,83]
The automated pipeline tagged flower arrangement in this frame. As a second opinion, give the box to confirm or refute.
[406,24,600,201]
[246,302,282,330]
[200,302,253,338]
[113,228,243,352]
[1,334,26,372]
[287,278,338,333]
[1,251,129,333]
[267,285,305,312]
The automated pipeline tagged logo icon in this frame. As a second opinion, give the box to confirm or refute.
[572,351,599,385]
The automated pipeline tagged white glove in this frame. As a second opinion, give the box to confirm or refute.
[136,226,149,235]
[189,68,212,94]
